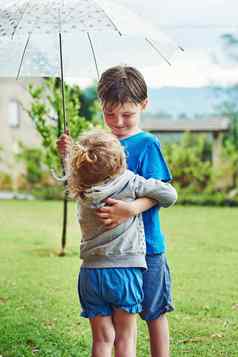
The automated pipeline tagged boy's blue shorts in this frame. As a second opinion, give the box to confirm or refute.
[140,254,174,321]
[78,267,144,318]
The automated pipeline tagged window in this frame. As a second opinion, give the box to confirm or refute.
[8,99,21,128]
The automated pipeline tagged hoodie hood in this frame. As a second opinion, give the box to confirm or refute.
[79,169,134,208]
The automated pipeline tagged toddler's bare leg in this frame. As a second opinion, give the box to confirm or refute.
[90,315,115,357]
[113,309,137,357]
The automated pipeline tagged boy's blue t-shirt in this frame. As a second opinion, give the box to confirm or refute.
[120,131,172,255]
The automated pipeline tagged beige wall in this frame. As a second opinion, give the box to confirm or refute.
[0,78,41,174]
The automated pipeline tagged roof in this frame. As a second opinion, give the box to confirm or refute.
[141,117,230,133]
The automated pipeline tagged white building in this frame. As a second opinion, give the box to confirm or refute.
[0,78,41,175]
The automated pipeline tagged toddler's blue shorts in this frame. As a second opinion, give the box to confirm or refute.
[140,253,174,321]
[78,267,144,318]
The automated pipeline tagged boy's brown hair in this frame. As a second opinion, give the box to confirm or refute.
[68,129,126,198]
[97,65,147,109]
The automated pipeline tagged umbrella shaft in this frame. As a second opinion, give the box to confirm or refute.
[59,33,67,132]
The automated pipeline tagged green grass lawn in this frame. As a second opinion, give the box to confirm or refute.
[0,201,238,356]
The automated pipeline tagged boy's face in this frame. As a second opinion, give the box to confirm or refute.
[102,100,148,139]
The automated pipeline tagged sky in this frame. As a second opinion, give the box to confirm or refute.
[67,0,238,88]
[138,0,238,87]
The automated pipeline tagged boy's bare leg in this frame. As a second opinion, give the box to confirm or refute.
[147,314,170,357]
[113,309,137,357]
[89,315,115,357]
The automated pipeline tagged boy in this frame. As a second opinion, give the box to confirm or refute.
[58,65,174,357]
[66,129,176,357]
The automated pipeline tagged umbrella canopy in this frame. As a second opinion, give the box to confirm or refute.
[0,0,182,78]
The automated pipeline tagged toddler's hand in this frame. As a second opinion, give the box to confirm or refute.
[56,131,72,158]
[96,198,137,230]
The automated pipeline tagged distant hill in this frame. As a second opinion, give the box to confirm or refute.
[145,86,221,117]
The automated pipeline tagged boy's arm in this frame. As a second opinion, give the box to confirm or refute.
[96,197,157,230]
[97,137,174,229]
[132,174,177,208]
[96,176,177,230]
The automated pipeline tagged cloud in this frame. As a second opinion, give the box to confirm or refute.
[66,0,238,88]
[141,48,238,87]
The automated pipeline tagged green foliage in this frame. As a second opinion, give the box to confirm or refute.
[217,34,238,149]
[0,172,13,190]
[16,143,44,185]
[26,78,102,175]
[14,78,102,196]
[14,143,60,195]
[163,130,238,205]
[0,146,13,190]
[31,186,64,201]
[222,140,238,188]
[216,87,238,149]
[177,192,238,207]
[164,133,212,193]
[221,33,238,63]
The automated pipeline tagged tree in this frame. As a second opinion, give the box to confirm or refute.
[26,78,102,255]
[215,34,238,149]
[212,34,238,190]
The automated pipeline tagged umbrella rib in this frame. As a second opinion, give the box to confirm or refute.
[16,33,31,80]
[96,5,122,36]
[11,1,30,39]
[87,32,100,80]
[145,37,172,66]
[105,15,122,36]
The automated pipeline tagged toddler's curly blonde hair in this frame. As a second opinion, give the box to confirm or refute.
[68,129,126,198]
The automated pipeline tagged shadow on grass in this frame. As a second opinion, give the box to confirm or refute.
[29,248,80,258]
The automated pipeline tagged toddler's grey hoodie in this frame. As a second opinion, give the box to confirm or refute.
[77,169,177,269]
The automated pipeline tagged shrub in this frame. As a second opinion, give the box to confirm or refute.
[177,191,238,207]
[0,172,13,190]
[16,144,44,187]
[163,133,213,192]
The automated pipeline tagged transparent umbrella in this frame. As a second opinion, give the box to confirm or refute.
[0,0,183,127]
[0,0,183,254]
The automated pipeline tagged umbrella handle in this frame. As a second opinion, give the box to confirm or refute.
[51,168,69,182]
